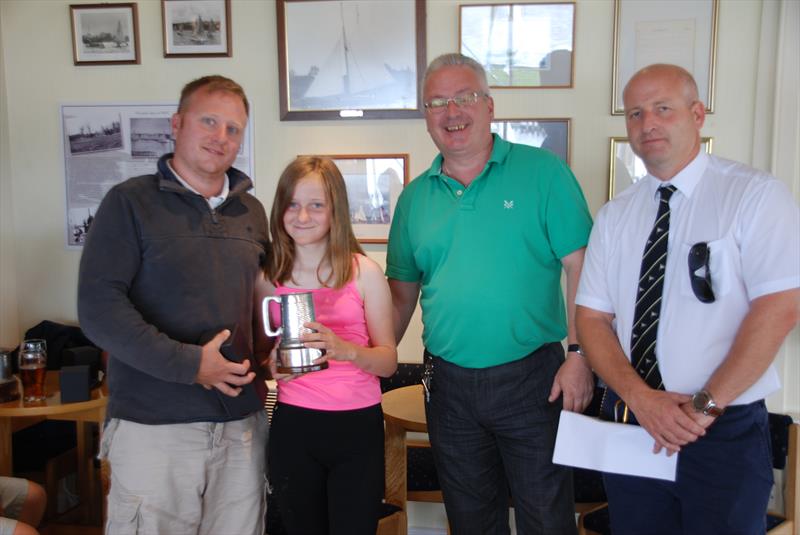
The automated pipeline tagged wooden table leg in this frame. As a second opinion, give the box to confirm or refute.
[76,420,91,521]
[0,417,11,476]
[384,419,407,511]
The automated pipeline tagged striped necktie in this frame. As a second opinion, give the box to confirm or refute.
[631,185,677,390]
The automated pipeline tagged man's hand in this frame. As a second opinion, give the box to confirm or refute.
[549,354,594,412]
[195,329,255,397]
[628,389,707,455]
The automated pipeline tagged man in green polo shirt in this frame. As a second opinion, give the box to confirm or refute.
[387,53,593,535]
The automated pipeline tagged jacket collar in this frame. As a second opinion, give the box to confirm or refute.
[156,153,253,197]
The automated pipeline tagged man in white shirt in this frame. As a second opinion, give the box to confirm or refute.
[576,63,800,534]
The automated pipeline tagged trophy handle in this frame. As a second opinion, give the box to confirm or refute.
[262,296,282,337]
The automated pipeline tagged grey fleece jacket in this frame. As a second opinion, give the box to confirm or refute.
[77,154,270,424]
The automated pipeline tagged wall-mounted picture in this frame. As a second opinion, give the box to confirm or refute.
[162,0,231,57]
[65,108,123,155]
[491,118,570,164]
[130,118,174,158]
[61,103,254,248]
[460,3,575,88]
[609,137,713,199]
[277,0,426,120]
[611,0,718,114]
[70,3,140,65]
[305,154,408,243]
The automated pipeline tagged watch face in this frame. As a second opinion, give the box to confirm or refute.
[692,391,710,411]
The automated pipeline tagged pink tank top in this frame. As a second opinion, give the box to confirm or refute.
[271,267,382,411]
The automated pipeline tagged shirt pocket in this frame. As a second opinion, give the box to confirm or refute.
[679,235,736,300]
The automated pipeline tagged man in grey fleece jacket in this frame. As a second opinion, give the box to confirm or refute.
[78,75,270,535]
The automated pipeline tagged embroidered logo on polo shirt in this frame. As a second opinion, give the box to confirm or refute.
[504,200,514,209]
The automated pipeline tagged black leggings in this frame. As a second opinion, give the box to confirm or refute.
[268,402,385,535]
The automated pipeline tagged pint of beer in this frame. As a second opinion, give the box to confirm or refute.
[18,339,47,401]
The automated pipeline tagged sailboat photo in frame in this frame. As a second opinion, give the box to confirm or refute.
[162,0,232,58]
[277,0,426,121]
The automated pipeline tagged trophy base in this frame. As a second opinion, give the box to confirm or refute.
[277,361,329,374]
[276,346,327,375]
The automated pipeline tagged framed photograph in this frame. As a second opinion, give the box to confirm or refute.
[491,118,570,164]
[611,0,718,114]
[162,0,232,57]
[61,102,254,248]
[277,0,426,121]
[608,137,713,199]
[70,3,140,65]
[304,154,409,243]
[460,3,575,88]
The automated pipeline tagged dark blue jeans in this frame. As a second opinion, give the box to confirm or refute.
[424,343,577,535]
[604,400,773,535]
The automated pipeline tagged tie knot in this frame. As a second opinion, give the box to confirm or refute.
[659,185,677,202]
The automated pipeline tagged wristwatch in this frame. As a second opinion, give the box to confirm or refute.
[691,389,725,417]
[567,344,584,356]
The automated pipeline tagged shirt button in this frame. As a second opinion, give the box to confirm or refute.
[456,190,463,196]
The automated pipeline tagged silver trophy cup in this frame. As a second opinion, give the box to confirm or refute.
[262,292,327,374]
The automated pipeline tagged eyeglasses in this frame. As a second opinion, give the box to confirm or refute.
[688,242,715,303]
[424,91,486,113]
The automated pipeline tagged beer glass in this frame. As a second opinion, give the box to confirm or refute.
[18,339,47,401]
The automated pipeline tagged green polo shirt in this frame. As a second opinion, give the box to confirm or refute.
[386,135,592,368]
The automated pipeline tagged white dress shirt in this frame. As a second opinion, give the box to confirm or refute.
[577,152,800,404]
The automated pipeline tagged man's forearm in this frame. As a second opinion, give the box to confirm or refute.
[705,288,800,407]
[562,248,586,346]
[388,279,420,343]
[577,306,649,401]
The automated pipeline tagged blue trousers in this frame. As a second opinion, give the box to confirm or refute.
[604,400,773,535]
[425,343,577,535]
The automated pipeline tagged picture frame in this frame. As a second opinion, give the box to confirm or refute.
[70,3,140,65]
[491,118,571,164]
[277,0,426,121]
[161,0,232,58]
[608,137,713,199]
[304,154,409,243]
[611,0,718,115]
[460,2,575,88]
[61,102,255,248]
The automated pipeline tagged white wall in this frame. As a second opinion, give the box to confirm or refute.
[1,0,798,530]
[1,0,797,395]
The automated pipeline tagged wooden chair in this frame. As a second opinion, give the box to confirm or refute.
[766,416,798,535]
[13,420,79,520]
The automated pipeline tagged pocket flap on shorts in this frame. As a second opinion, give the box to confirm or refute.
[109,494,143,523]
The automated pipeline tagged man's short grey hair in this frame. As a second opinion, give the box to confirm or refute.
[423,53,490,95]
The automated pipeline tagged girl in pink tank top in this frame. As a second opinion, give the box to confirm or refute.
[256,156,397,535]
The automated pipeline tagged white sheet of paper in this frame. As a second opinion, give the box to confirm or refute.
[553,410,678,481]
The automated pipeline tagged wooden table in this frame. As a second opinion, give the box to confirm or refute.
[381,384,427,524]
[0,372,108,522]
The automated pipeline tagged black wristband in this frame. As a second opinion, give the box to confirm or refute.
[567,344,582,354]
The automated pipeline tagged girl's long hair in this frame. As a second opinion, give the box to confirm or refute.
[268,156,364,288]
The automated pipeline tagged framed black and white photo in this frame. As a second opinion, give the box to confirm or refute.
[611,0,718,114]
[608,137,713,199]
[70,3,140,65]
[460,3,575,88]
[304,154,409,243]
[277,0,426,120]
[162,0,232,57]
[61,103,254,248]
[491,118,570,164]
